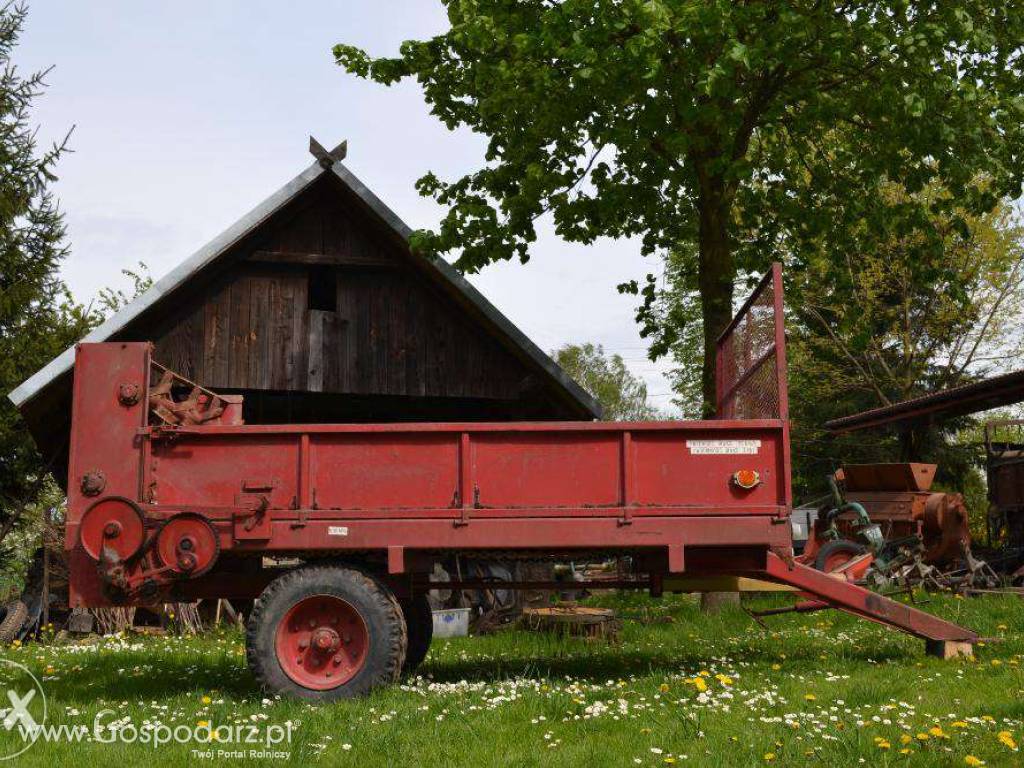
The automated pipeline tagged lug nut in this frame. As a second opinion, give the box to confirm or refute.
[298,639,309,650]
[333,655,342,666]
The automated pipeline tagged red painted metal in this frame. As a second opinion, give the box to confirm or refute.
[155,514,219,576]
[800,464,973,567]
[274,596,369,689]
[79,497,145,562]
[61,265,978,648]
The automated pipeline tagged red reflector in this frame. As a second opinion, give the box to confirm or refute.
[732,469,760,490]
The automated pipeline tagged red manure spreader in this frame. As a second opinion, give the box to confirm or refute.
[62,265,976,700]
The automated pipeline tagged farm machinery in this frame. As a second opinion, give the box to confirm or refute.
[796,462,998,591]
[59,265,977,700]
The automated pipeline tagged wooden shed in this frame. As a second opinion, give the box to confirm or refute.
[10,140,600,481]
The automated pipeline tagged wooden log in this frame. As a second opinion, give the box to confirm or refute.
[925,640,974,660]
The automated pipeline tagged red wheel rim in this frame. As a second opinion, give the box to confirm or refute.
[823,551,854,573]
[274,595,369,690]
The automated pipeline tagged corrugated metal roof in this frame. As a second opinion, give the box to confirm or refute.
[825,368,1024,433]
[9,155,601,419]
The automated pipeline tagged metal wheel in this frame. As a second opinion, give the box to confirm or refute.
[815,540,867,573]
[246,564,406,701]
[274,595,369,690]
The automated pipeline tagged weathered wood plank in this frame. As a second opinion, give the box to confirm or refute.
[248,276,271,390]
[307,309,327,392]
[246,250,395,268]
[204,277,231,388]
[227,276,251,388]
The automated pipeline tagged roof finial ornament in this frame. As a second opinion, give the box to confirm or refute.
[309,136,348,169]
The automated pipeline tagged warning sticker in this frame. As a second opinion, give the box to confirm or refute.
[328,526,349,537]
[686,439,761,455]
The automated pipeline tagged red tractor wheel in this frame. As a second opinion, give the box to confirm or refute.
[246,565,407,701]
[815,540,867,573]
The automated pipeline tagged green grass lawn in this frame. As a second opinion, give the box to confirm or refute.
[1,591,1022,767]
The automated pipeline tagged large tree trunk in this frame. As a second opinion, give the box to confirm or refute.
[696,178,735,417]
[695,175,738,613]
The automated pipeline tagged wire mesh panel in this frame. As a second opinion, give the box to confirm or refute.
[716,264,788,420]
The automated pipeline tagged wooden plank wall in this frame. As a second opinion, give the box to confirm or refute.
[146,183,535,404]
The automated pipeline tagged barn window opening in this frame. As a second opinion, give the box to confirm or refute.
[307,266,336,312]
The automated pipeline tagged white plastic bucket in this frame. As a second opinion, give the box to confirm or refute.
[431,608,470,638]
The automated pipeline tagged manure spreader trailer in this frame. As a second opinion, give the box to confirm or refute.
[58,265,976,700]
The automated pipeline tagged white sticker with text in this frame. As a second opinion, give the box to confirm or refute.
[686,439,761,455]
[327,526,349,537]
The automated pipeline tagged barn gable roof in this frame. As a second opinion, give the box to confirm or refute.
[9,151,601,419]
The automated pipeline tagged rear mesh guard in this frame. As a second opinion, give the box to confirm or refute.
[718,265,977,649]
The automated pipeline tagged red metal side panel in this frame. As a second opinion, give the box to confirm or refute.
[632,428,783,508]
[472,432,621,508]
[310,433,460,510]
[66,343,150,529]
[150,435,300,508]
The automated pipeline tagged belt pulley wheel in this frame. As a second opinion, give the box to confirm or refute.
[156,513,220,576]
[79,497,146,562]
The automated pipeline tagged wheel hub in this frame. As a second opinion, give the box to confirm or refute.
[274,595,368,690]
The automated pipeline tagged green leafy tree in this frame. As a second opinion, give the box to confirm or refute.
[635,181,1024,502]
[0,2,93,549]
[335,1,1024,410]
[554,342,660,420]
[788,187,1024,497]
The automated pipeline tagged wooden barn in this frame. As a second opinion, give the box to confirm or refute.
[10,139,600,482]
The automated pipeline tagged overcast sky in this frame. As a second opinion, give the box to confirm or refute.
[15,1,677,409]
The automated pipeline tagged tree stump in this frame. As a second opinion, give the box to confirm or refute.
[700,591,740,612]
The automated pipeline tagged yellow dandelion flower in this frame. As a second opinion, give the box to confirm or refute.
[930,726,949,739]
[877,740,891,749]
[997,731,1018,751]
[982,715,995,722]
[659,683,670,693]
[201,695,212,705]
[899,748,912,755]
[664,759,676,765]
[900,734,913,745]
[916,733,930,741]
[952,721,970,728]
[692,677,707,692]
[698,670,710,677]
[965,757,986,767]
[763,753,775,762]
[804,693,817,701]
[771,663,781,671]
[715,674,733,686]
[991,660,1002,666]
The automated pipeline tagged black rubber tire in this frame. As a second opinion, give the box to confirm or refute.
[246,565,407,702]
[399,594,433,673]
[0,600,28,644]
[814,540,867,572]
